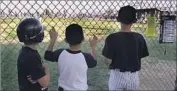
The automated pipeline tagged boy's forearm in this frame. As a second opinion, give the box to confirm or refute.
[38,67,50,88]
[46,71,50,83]
[44,68,50,85]
[91,47,96,60]
[47,40,56,51]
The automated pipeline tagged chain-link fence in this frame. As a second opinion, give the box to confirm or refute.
[0,0,176,90]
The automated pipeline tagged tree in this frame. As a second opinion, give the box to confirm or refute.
[105,9,114,16]
[8,9,13,16]
[63,10,67,17]
[36,11,40,16]
[0,10,5,16]
[15,11,18,17]
[104,9,114,19]
[43,9,51,16]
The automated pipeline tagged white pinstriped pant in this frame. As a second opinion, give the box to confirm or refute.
[109,70,139,90]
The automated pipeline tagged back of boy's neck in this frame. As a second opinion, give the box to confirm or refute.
[121,24,132,32]
[69,45,81,51]
[25,44,37,50]
[121,27,131,32]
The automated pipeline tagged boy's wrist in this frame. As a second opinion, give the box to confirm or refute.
[50,39,56,44]
[91,44,97,48]
[91,47,96,54]
[47,40,56,51]
[91,46,96,50]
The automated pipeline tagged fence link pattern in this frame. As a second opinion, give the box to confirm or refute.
[0,0,176,90]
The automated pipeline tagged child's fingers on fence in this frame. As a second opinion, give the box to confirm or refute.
[93,34,98,40]
[51,26,56,31]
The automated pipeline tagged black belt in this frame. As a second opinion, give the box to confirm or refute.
[114,69,137,73]
[20,88,48,91]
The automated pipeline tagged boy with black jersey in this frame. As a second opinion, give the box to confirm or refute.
[102,5,149,90]
[17,18,50,91]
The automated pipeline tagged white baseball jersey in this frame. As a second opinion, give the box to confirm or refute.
[44,49,97,90]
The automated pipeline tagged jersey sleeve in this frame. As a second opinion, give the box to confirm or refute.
[44,49,64,62]
[83,53,97,68]
[28,56,46,80]
[140,36,149,58]
[102,35,114,59]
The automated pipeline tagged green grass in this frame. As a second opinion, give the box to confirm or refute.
[1,38,176,90]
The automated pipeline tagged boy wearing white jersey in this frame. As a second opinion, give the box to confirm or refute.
[44,24,98,91]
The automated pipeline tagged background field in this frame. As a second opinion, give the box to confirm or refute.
[1,17,176,90]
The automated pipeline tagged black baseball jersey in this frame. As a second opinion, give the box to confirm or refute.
[44,49,97,90]
[17,46,46,91]
[102,32,149,71]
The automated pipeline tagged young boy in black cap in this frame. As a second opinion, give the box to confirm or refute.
[17,18,50,91]
[44,24,98,90]
[102,5,149,90]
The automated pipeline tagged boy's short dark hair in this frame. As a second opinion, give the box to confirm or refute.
[117,5,137,24]
[65,24,84,45]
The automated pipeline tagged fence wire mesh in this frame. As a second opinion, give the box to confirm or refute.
[0,0,176,90]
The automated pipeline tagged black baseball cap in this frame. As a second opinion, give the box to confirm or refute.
[117,5,137,24]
